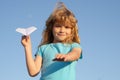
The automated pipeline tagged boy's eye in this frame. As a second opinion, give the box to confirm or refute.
[65,26,71,29]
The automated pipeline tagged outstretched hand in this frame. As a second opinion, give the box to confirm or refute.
[53,54,71,62]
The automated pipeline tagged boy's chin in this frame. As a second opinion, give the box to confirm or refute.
[53,39,66,43]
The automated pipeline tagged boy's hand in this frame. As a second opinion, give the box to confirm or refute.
[21,35,31,48]
[53,54,71,62]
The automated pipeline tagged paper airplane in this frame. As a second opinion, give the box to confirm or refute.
[16,26,37,35]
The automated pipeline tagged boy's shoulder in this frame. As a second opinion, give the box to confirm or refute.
[38,43,50,49]
[71,42,82,48]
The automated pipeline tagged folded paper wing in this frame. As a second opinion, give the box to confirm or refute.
[16,26,37,35]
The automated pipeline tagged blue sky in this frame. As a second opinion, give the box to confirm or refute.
[0,0,120,80]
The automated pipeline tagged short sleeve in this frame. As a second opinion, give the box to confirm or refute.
[71,43,83,59]
[35,47,43,57]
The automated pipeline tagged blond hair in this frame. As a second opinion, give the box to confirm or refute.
[39,2,80,46]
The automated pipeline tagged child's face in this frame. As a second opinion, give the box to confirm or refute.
[52,23,72,43]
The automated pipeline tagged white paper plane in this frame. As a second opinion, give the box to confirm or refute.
[16,26,37,35]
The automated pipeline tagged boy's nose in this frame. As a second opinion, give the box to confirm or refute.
[60,26,65,32]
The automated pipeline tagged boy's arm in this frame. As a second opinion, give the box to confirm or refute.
[53,47,82,62]
[21,36,42,77]
[24,47,42,77]
[66,47,82,61]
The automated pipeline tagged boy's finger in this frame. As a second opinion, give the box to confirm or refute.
[52,58,64,61]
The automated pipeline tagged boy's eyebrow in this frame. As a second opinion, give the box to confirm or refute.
[54,23,72,27]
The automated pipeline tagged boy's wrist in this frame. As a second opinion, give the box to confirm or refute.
[24,45,32,50]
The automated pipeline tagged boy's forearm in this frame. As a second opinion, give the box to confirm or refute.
[24,47,38,77]
[67,52,80,61]
[66,48,81,61]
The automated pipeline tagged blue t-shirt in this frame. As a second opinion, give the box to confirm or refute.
[36,43,82,80]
